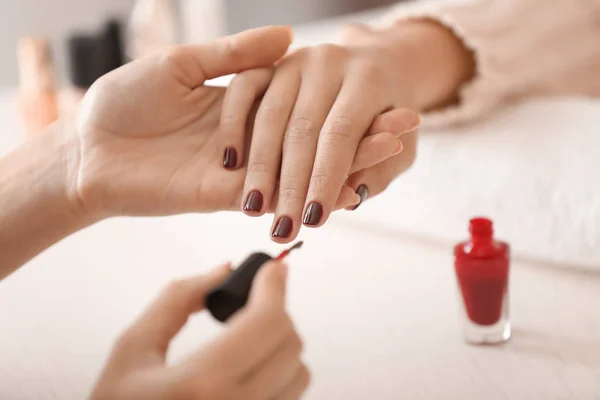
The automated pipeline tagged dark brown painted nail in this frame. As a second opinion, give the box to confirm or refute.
[349,184,369,211]
[243,190,263,213]
[303,202,323,226]
[223,147,238,170]
[272,216,293,238]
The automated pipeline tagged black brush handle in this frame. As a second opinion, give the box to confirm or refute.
[206,252,272,322]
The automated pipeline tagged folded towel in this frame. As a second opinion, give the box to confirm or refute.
[340,98,600,270]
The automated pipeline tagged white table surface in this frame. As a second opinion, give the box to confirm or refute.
[1,9,600,400]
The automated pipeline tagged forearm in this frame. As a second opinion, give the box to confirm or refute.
[0,121,93,279]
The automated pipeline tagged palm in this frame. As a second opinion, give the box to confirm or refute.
[76,56,246,216]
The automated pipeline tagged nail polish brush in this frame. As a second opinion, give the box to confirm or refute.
[207,241,303,322]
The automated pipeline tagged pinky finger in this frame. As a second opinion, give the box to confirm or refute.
[276,364,311,400]
[346,130,418,211]
[220,68,274,170]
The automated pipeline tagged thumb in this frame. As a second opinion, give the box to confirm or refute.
[247,261,288,312]
[118,264,231,364]
[180,25,292,86]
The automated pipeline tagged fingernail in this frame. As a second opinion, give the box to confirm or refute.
[399,112,422,135]
[303,202,323,226]
[349,184,369,211]
[243,190,264,213]
[272,216,293,238]
[223,147,238,170]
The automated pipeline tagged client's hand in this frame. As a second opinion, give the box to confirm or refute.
[73,26,292,217]
[91,262,309,400]
[220,37,421,242]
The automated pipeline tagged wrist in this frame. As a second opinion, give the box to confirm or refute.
[23,120,100,228]
[0,121,99,277]
[345,20,475,111]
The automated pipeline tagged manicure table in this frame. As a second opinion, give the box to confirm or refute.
[1,7,599,400]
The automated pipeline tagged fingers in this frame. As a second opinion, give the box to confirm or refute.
[346,130,419,211]
[185,261,292,377]
[334,185,361,210]
[270,55,343,241]
[348,108,420,174]
[367,107,421,137]
[115,264,231,364]
[275,364,311,400]
[349,132,403,175]
[242,66,301,216]
[177,25,292,87]
[221,68,274,170]
[300,74,383,231]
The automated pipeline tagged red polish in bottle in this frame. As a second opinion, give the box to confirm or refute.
[454,217,510,345]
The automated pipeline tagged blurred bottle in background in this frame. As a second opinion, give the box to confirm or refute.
[60,20,125,118]
[17,37,58,137]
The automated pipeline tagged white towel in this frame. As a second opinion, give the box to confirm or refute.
[340,98,600,271]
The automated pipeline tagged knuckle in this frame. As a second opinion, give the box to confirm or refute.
[258,101,286,122]
[222,38,243,66]
[355,59,384,80]
[311,43,348,63]
[220,112,242,127]
[309,170,333,194]
[280,182,304,205]
[229,73,255,95]
[321,115,353,142]
[248,153,270,174]
[287,117,316,144]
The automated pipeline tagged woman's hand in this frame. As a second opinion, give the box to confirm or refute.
[73,26,293,217]
[220,36,421,243]
[91,261,310,400]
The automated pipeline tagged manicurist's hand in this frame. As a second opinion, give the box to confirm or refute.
[74,26,294,217]
[91,261,310,400]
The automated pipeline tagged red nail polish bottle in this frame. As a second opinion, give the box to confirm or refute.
[454,217,511,345]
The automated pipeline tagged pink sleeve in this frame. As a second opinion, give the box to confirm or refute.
[381,0,600,127]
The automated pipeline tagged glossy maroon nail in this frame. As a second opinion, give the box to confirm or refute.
[272,216,293,238]
[303,202,323,226]
[243,190,263,213]
[223,147,238,170]
[349,184,369,211]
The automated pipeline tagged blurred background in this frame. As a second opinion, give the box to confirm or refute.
[0,0,400,86]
